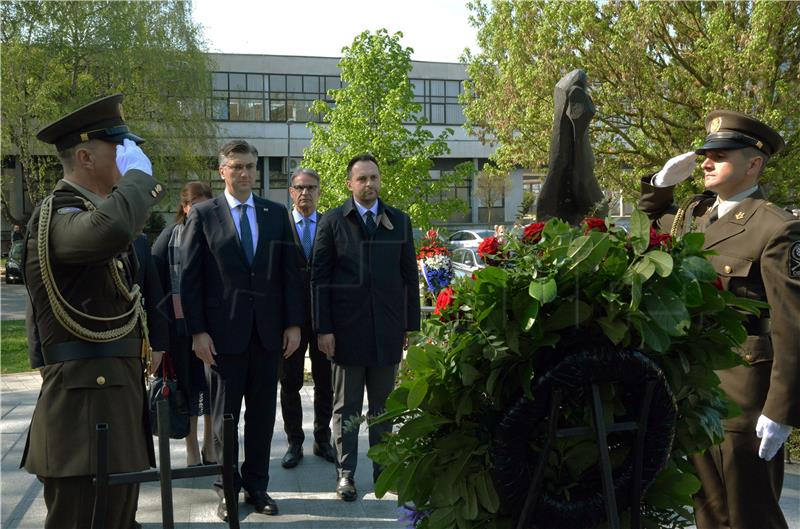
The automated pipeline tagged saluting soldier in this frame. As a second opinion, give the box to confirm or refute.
[20,94,164,529]
[639,110,800,529]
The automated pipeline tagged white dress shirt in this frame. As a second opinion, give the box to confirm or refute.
[714,185,759,219]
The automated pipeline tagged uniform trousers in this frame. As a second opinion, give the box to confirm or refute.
[41,476,138,529]
[332,363,397,482]
[691,430,787,529]
[279,324,333,445]
[206,327,279,494]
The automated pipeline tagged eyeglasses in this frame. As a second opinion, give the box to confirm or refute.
[290,184,318,193]
[224,163,257,172]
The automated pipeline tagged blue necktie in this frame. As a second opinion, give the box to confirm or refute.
[365,210,377,237]
[238,204,254,265]
[301,217,313,259]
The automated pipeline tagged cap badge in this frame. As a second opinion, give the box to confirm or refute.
[709,116,722,133]
[735,211,745,220]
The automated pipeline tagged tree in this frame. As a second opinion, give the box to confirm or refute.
[1,1,216,224]
[474,166,511,224]
[462,1,800,205]
[303,29,473,227]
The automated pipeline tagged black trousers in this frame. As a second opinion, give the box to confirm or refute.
[332,363,397,482]
[279,324,333,445]
[40,476,138,529]
[207,328,279,494]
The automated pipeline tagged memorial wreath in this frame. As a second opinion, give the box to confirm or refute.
[371,210,764,529]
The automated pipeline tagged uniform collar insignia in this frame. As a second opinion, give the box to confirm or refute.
[734,211,745,220]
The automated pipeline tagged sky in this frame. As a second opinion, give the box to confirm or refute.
[191,0,479,63]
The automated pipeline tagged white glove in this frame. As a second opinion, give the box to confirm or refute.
[652,151,696,187]
[755,414,793,461]
[116,138,152,176]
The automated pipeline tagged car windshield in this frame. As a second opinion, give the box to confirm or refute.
[475,230,495,239]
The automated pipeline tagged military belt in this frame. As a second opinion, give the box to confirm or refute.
[743,318,771,336]
[42,338,142,365]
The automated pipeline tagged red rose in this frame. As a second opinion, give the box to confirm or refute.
[426,228,439,239]
[582,217,607,234]
[434,286,455,319]
[713,276,724,291]
[477,236,499,259]
[522,222,546,243]
[648,227,673,250]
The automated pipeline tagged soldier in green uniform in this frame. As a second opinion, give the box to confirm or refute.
[639,110,800,529]
[20,94,164,529]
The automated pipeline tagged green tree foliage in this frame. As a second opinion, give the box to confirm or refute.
[303,29,473,227]
[474,166,510,224]
[463,1,800,205]
[1,0,216,220]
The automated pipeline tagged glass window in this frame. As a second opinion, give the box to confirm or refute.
[303,76,319,93]
[286,75,302,93]
[212,98,228,119]
[464,252,475,266]
[410,79,425,96]
[229,73,246,91]
[247,74,264,91]
[270,75,286,92]
[431,104,445,123]
[212,72,228,90]
[325,76,341,91]
[270,100,286,121]
[430,80,445,97]
[446,104,465,124]
[446,80,461,97]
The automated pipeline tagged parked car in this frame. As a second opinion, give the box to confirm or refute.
[5,240,24,284]
[451,247,485,279]
[447,229,495,250]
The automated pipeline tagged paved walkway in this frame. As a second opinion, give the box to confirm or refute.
[1,372,405,528]
[2,371,799,528]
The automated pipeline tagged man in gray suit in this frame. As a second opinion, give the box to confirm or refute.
[312,153,420,501]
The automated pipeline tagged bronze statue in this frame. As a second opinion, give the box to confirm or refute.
[536,69,606,224]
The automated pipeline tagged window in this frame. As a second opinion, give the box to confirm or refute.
[408,78,465,125]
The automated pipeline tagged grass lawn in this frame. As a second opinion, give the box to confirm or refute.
[1,320,32,374]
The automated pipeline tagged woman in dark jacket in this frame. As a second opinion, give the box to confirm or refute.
[152,180,215,466]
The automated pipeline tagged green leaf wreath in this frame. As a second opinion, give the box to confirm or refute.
[370,210,765,529]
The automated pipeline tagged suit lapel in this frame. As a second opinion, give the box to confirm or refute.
[213,196,249,267]
[703,195,762,249]
[288,210,307,265]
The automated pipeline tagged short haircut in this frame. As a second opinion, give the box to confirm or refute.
[57,139,101,173]
[175,180,213,223]
[290,167,320,185]
[218,139,258,167]
[346,153,379,179]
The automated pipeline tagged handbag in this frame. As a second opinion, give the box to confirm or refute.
[148,352,190,439]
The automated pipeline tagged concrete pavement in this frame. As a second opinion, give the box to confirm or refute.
[1,372,406,528]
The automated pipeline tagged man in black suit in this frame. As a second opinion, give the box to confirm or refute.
[312,153,420,501]
[280,167,336,469]
[181,139,303,520]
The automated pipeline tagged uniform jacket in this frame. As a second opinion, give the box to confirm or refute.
[22,173,161,477]
[311,197,421,366]
[640,178,800,432]
[180,193,304,355]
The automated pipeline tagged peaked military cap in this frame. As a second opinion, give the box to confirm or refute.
[36,94,144,151]
[695,110,784,156]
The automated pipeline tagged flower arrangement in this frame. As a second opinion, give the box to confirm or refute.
[417,229,453,294]
[371,211,764,529]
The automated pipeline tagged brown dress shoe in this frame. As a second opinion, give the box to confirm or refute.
[336,476,357,501]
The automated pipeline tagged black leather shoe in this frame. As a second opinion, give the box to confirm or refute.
[313,441,336,463]
[216,498,228,522]
[281,444,303,468]
[336,476,357,501]
[244,490,279,515]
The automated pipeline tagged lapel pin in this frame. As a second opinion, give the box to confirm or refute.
[735,211,745,220]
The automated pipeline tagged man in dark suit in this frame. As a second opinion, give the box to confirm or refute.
[312,153,420,501]
[181,139,303,520]
[279,167,336,469]
[639,111,800,529]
